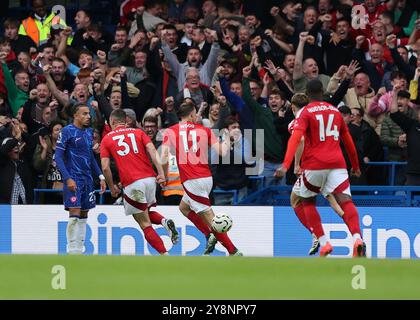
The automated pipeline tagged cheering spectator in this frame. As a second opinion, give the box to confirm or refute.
[390,85,420,185]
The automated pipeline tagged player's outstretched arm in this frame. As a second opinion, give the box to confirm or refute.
[275,129,304,178]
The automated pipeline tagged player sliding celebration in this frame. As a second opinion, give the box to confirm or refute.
[1,0,419,302]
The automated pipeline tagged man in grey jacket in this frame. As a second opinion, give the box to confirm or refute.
[161,28,220,91]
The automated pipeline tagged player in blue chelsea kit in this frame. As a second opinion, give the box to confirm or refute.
[55,103,106,254]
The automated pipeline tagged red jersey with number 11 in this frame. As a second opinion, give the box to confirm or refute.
[163,122,218,182]
[293,101,348,170]
[100,126,156,187]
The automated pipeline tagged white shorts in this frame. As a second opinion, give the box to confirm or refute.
[123,177,157,216]
[293,169,351,199]
[182,177,213,214]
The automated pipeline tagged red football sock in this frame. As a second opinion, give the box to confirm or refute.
[213,232,236,254]
[149,211,164,225]
[187,211,211,237]
[294,203,312,233]
[143,226,166,254]
[302,201,325,239]
[340,200,362,236]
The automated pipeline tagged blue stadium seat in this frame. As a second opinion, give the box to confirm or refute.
[248,176,265,193]
[412,196,420,207]
[213,189,238,205]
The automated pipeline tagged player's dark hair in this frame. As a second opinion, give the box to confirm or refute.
[177,102,195,119]
[72,103,89,117]
[110,109,127,124]
[306,79,324,101]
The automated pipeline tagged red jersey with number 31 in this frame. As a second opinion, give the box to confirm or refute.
[100,126,156,187]
[163,122,218,182]
[293,101,348,170]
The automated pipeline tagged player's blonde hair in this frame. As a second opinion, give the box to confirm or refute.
[291,93,309,110]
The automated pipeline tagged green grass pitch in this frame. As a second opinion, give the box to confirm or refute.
[0,255,419,299]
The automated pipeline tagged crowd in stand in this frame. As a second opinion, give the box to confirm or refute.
[1,0,420,205]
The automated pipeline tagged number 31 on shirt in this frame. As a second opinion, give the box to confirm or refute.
[112,134,139,156]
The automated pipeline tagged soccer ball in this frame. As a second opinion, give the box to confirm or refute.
[212,214,233,233]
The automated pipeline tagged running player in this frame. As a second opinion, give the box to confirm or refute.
[288,93,345,256]
[100,109,178,255]
[55,103,107,254]
[161,102,242,256]
[276,80,366,257]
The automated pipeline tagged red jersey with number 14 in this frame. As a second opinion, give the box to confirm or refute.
[100,126,156,187]
[293,101,348,170]
[163,122,218,183]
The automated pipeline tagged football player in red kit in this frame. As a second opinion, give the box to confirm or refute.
[162,102,242,256]
[276,80,366,257]
[100,109,179,255]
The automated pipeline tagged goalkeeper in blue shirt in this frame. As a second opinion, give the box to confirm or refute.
[56,103,106,254]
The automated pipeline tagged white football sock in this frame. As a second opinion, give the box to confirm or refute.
[66,217,79,253]
[77,218,87,253]
[353,233,362,241]
[318,235,327,247]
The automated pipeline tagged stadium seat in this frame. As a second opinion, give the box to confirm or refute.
[248,176,265,193]
[213,188,238,205]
